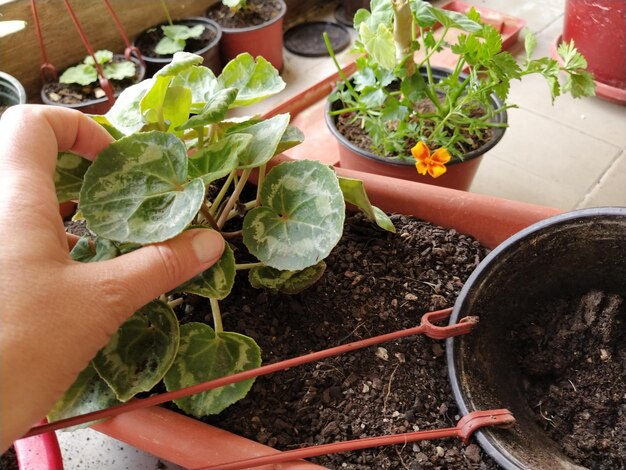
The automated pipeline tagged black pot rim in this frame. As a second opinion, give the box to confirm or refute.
[39,55,146,111]
[133,17,222,64]
[324,67,508,168]
[446,206,626,470]
[0,71,27,105]
[206,0,286,34]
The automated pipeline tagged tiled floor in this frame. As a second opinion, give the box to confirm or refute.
[56,0,624,468]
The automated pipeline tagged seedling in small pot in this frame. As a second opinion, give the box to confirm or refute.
[51,52,394,423]
[154,0,205,55]
[59,50,136,87]
[222,0,248,13]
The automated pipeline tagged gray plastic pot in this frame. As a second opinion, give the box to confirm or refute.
[0,71,27,113]
[447,207,626,469]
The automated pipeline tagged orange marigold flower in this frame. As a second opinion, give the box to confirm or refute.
[411,142,451,178]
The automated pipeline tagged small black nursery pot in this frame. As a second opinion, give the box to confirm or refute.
[447,207,626,469]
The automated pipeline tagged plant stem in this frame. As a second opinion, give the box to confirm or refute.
[222,229,243,240]
[210,298,223,333]
[217,168,251,229]
[323,32,358,99]
[196,126,205,149]
[224,200,257,223]
[392,0,415,76]
[159,0,173,25]
[209,171,236,217]
[235,262,264,270]
[199,202,220,231]
[168,298,184,309]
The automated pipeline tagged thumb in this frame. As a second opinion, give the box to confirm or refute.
[78,229,225,320]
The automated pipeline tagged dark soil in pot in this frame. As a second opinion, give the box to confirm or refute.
[41,56,142,106]
[175,212,500,469]
[133,22,218,59]
[0,447,17,470]
[206,0,283,29]
[515,289,626,469]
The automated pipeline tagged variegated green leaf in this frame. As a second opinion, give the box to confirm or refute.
[275,125,305,154]
[47,364,120,431]
[230,114,290,169]
[243,160,345,271]
[249,260,326,294]
[92,300,179,402]
[338,176,396,233]
[105,78,154,135]
[174,243,235,299]
[70,236,120,262]
[89,115,125,140]
[54,152,92,202]
[218,53,285,107]
[79,131,205,244]
[172,66,219,107]
[188,133,252,184]
[176,87,238,131]
[156,51,204,77]
[164,322,261,417]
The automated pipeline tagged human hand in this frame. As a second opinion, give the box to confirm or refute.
[0,105,224,449]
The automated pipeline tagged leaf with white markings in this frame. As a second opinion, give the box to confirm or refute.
[79,131,205,244]
[218,53,285,107]
[174,243,236,299]
[243,160,345,271]
[176,87,238,130]
[249,261,326,294]
[188,133,252,184]
[70,236,120,262]
[47,364,120,430]
[228,114,290,169]
[105,79,153,135]
[275,125,305,154]
[54,152,92,202]
[164,322,261,417]
[92,300,179,402]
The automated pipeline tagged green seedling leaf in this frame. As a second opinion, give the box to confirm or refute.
[275,125,305,154]
[140,74,173,123]
[359,22,396,71]
[47,364,120,431]
[59,64,97,86]
[338,176,396,232]
[188,133,252,184]
[54,152,92,202]
[80,131,205,244]
[70,236,120,263]
[176,87,238,130]
[218,53,285,107]
[355,0,393,31]
[172,66,219,107]
[164,322,261,417]
[163,24,205,41]
[89,115,125,139]
[93,300,179,402]
[155,37,186,55]
[156,51,204,77]
[103,61,136,81]
[230,114,290,169]
[105,78,154,135]
[249,261,326,294]
[243,160,345,271]
[174,243,236,299]
[84,50,113,65]
[524,30,537,60]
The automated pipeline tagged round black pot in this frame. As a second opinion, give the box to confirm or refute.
[40,55,146,115]
[0,71,27,114]
[447,207,626,469]
[325,67,507,190]
[133,17,222,77]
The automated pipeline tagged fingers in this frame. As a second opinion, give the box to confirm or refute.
[76,229,225,325]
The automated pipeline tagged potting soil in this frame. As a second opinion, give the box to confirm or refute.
[206,0,283,29]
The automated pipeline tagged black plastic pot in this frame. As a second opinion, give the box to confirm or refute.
[447,207,626,469]
[0,71,27,114]
[40,55,145,115]
[133,17,222,77]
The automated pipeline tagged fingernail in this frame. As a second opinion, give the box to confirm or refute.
[191,230,224,264]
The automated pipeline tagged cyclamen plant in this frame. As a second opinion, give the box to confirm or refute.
[222,0,248,13]
[51,52,394,421]
[59,50,136,87]
[327,0,595,178]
